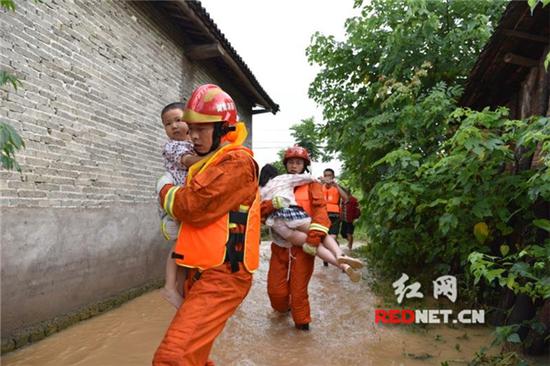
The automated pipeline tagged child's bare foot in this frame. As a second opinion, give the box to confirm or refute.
[161,287,183,308]
[337,255,364,269]
[343,265,361,282]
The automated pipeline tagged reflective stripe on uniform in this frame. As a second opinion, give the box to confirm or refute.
[163,186,181,219]
[161,220,170,241]
[309,223,329,234]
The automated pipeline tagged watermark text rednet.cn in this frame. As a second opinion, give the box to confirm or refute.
[374,273,485,325]
[374,309,485,324]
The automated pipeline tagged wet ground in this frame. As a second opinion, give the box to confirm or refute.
[1,242,537,365]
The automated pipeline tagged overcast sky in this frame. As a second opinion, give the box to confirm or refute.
[199,0,358,177]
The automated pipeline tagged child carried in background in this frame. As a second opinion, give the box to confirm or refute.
[259,164,363,282]
[158,102,203,308]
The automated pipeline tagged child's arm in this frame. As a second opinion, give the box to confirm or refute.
[181,154,202,168]
[286,173,316,188]
[270,174,312,188]
[165,141,197,169]
[164,141,193,168]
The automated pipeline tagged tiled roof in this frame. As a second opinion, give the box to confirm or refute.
[158,0,279,114]
[460,1,550,109]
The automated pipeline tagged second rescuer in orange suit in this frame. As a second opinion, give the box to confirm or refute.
[153,85,260,366]
[261,146,331,330]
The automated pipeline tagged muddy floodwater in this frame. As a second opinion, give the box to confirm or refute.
[1,242,534,366]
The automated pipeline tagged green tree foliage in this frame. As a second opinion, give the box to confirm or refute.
[0,0,16,11]
[1,0,25,171]
[266,149,286,176]
[0,70,21,90]
[307,0,506,121]
[265,117,326,176]
[306,0,550,282]
[307,0,507,194]
[528,0,550,12]
[289,117,325,162]
[0,122,25,171]
[306,7,550,356]
[360,68,549,277]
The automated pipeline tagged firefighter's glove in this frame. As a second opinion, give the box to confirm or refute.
[303,243,317,257]
[272,196,290,210]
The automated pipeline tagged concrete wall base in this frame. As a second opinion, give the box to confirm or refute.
[1,278,163,354]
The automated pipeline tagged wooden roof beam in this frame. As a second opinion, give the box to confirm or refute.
[173,0,275,113]
[504,52,539,67]
[185,43,225,60]
[251,108,272,115]
[502,29,549,44]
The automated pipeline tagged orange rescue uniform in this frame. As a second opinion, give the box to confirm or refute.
[153,146,259,366]
[322,185,340,214]
[262,181,330,326]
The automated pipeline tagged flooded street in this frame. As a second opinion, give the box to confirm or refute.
[3,242,501,365]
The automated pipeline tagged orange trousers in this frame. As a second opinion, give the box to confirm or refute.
[153,263,252,366]
[267,243,315,325]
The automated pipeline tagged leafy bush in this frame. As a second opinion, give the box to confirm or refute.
[306,0,550,277]
[307,0,549,354]
[469,238,550,303]
[367,95,548,276]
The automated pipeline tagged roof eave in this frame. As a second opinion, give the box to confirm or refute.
[173,0,279,114]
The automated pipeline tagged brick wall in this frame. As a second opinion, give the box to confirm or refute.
[0,0,252,207]
[0,0,254,338]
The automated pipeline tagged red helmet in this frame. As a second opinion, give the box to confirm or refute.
[283,145,311,165]
[182,84,237,125]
